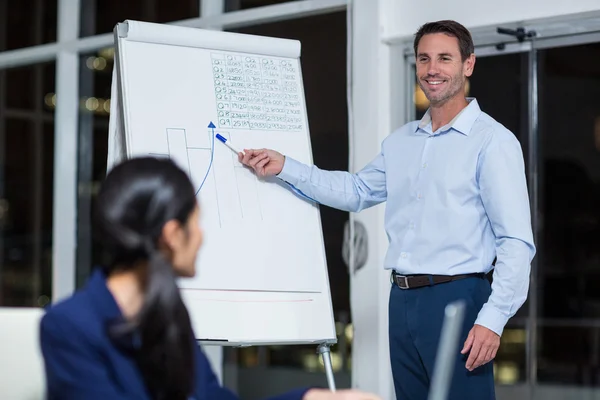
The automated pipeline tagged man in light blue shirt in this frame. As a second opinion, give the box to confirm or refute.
[239,20,535,400]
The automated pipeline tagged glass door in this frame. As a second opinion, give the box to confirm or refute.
[535,38,600,388]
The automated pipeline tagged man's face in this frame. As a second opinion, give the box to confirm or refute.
[416,33,475,106]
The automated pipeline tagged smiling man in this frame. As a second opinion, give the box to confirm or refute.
[237,20,536,399]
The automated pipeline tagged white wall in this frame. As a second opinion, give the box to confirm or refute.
[384,0,600,39]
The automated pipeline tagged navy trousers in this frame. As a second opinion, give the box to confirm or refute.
[388,275,496,400]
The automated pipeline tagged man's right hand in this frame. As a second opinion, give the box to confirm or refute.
[238,148,285,178]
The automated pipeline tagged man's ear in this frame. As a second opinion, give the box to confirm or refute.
[464,53,476,77]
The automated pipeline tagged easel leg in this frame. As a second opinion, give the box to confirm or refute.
[317,343,336,391]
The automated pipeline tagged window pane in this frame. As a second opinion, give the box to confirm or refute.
[0,119,54,307]
[468,54,528,141]
[1,60,56,306]
[3,0,57,51]
[538,43,600,321]
[81,0,200,37]
[76,49,114,287]
[6,63,56,112]
[538,325,600,385]
[226,0,300,12]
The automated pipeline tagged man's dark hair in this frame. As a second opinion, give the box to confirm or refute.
[413,20,474,61]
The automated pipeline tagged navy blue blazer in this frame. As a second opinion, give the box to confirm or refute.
[40,268,310,400]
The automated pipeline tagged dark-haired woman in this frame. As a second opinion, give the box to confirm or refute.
[39,157,380,400]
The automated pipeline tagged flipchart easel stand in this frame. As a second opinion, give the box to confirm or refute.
[318,343,336,390]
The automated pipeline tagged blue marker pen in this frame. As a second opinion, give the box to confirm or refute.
[215,133,244,155]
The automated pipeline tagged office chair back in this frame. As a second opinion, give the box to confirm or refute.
[0,307,46,400]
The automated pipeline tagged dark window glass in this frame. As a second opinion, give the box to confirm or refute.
[0,118,54,307]
[538,325,600,386]
[1,60,56,306]
[6,63,56,112]
[225,0,300,12]
[76,49,114,287]
[537,42,600,385]
[4,0,57,51]
[81,0,200,37]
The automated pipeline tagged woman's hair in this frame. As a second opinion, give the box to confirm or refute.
[94,156,197,400]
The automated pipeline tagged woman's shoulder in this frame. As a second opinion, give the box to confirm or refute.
[41,289,99,343]
[42,267,121,338]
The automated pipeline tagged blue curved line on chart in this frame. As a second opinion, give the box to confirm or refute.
[195,126,216,196]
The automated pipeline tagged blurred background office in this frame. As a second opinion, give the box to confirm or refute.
[0,0,599,399]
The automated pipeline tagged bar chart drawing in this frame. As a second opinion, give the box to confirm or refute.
[165,127,262,228]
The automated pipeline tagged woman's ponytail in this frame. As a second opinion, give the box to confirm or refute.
[135,243,195,400]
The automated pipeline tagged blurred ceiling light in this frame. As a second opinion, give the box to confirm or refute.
[345,323,353,342]
[502,328,526,345]
[44,92,54,107]
[99,47,115,61]
[85,97,99,111]
[93,57,107,70]
[87,56,108,71]
[302,354,319,371]
[496,362,519,384]
[335,321,344,336]
[103,99,111,113]
[86,56,95,70]
[316,351,343,372]
[414,84,429,111]
[47,94,111,115]
[303,351,344,372]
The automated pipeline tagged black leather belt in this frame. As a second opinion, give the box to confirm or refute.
[391,270,485,289]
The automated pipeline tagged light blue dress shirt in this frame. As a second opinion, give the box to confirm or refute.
[277,98,536,336]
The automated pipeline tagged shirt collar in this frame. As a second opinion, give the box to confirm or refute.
[417,97,481,136]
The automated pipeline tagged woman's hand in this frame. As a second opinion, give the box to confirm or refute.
[303,388,382,400]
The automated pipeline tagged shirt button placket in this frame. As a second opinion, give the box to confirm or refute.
[415,136,431,201]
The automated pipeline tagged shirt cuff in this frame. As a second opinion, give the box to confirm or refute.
[276,156,306,186]
[474,303,509,337]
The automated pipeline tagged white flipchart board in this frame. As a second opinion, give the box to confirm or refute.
[107,20,336,347]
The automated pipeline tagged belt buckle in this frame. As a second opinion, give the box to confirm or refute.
[396,274,410,289]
